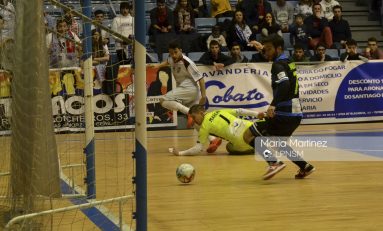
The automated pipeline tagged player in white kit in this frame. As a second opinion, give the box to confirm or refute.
[150,41,222,153]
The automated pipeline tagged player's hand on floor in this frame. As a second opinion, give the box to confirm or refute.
[169,147,179,155]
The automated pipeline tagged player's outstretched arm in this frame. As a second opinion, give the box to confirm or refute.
[171,142,204,156]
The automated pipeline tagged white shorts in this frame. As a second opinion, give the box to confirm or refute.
[162,85,199,107]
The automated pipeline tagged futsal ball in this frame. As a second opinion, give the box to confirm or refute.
[176,163,195,183]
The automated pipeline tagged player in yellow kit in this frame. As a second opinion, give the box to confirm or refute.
[172,104,286,180]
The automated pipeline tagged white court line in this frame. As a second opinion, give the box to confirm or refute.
[60,171,133,231]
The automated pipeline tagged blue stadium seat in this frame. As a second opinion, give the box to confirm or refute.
[44,4,62,17]
[242,51,254,60]
[284,50,291,57]
[147,53,159,63]
[146,3,157,15]
[326,49,339,60]
[195,18,217,34]
[282,33,292,50]
[217,17,232,23]
[162,53,169,62]
[188,52,204,62]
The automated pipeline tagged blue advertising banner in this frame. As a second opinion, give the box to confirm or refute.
[199,61,383,124]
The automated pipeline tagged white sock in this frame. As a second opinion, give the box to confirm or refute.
[161,101,189,115]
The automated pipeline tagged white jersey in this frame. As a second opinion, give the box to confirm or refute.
[111,14,134,50]
[320,0,340,21]
[167,54,202,88]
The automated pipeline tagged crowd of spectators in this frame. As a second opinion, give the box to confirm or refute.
[3,0,379,71]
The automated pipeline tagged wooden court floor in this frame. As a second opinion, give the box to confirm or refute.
[146,123,383,231]
[1,123,383,230]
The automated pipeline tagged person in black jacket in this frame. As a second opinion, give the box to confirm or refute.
[304,3,333,49]
[309,43,334,61]
[340,39,368,62]
[255,34,316,179]
[229,42,249,63]
[198,40,234,69]
[329,5,351,49]
[191,0,208,17]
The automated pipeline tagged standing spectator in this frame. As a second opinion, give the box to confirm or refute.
[260,13,283,38]
[320,0,340,21]
[112,2,134,64]
[210,0,233,18]
[309,43,334,61]
[294,0,313,19]
[229,42,249,63]
[63,5,82,36]
[273,0,294,32]
[206,25,228,50]
[340,39,368,61]
[226,10,253,50]
[198,40,234,69]
[47,19,82,68]
[329,5,351,49]
[236,0,273,31]
[191,0,208,18]
[363,37,383,60]
[290,14,309,50]
[174,0,195,34]
[290,44,310,62]
[92,10,109,45]
[149,0,174,42]
[304,3,332,49]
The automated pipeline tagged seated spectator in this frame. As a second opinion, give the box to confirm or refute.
[290,44,310,62]
[340,39,368,62]
[92,29,110,86]
[329,5,351,49]
[198,40,234,69]
[260,13,283,38]
[304,3,333,49]
[191,0,208,18]
[210,0,233,18]
[294,0,313,19]
[226,10,253,50]
[320,0,340,21]
[273,0,294,32]
[47,19,82,68]
[363,37,383,60]
[229,42,249,63]
[63,4,82,36]
[149,0,174,41]
[174,0,195,34]
[310,43,334,61]
[290,14,309,50]
[206,25,228,51]
[92,10,110,45]
[247,40,268,62]
[236,0,272,32]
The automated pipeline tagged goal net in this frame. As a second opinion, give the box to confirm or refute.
[0,0,144,230]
